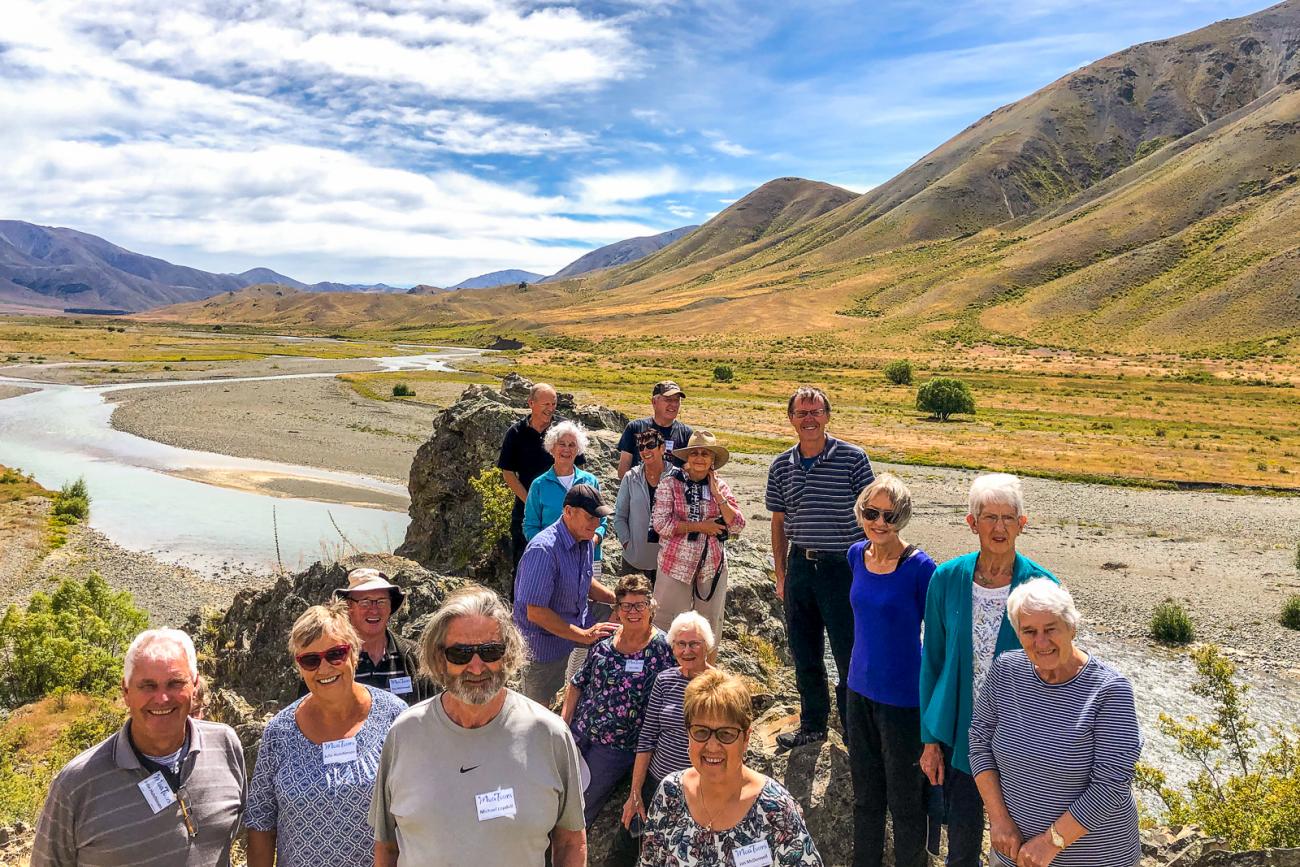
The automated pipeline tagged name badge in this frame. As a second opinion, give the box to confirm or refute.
[388,676,413,695]
[733,840,773,867]
[624,658,645,673]
[322,738,358,765]
[475,787,517,821]
[138,771,176,814]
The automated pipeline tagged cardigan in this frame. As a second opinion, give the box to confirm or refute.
[613,463,661,571]
[522,466,607,544]
[918,550,1056,774]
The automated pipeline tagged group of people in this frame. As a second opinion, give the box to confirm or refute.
[31,379,1144,867]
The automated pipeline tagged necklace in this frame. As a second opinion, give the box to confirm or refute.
[695,785,719,831]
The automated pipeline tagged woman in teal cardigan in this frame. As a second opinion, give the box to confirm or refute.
[918,473,1056,867]
[523,420,607,545]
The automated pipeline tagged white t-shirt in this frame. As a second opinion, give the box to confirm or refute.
[971,582,1011,707]
[556,473,576,491]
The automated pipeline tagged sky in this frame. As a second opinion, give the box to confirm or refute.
[0,0,1272,286]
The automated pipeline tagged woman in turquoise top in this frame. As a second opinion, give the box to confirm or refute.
[523,420,607,545]
[917,473,1056,867]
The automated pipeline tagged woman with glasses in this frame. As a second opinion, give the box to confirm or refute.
[561,574,675,825]
[614,428,668,587]
[638,669,823,866]
[247,602,407,867]
[919,474,1057,867]
[844,474,936,867]
[650,430,745,642]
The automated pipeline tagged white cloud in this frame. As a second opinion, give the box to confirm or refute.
[570,166,746,208]
[703,130,755,157]
[666,205,696,219]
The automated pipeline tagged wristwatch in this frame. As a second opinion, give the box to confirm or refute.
[1048,823,1066,849]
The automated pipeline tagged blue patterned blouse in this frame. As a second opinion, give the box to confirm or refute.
[246,685,408,866]
[570,631,675,752]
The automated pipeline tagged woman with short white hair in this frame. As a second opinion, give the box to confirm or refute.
[523,420,605,542]
[918,473,1058,867]
[970,579,1141,866]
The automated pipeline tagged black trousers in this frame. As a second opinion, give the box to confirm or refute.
[610,773,660,867]
[784,548,855,731]
[940,747,985,867]
[845,690,928,867]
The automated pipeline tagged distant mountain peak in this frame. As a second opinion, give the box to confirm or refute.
[543,225,700,282]
[450,269,544,290]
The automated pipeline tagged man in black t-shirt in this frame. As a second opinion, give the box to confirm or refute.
[616,380,693,479]
[497,383,569,578]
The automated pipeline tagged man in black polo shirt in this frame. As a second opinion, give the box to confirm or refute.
[766,385,874,750]
[616,380,693,479]
[498,382,564,576]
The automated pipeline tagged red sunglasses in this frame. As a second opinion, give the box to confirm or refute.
[295,644,351,671]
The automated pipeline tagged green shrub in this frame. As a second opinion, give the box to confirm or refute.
[1136,645,1300,848]
[467,467,514,563]
[916,377,975,420]
[0,573,149,708]
[883,359,913,385]
[712,364,734,382]
[1150,598,1195,645]
[1281,595,1300,631]
[391,383,415,397]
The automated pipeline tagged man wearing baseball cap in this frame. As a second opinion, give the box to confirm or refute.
[616,380,693,480]
[512,484,619,705]
[328,567,435,705]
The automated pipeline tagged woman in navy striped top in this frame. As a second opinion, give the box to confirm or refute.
[969,579,1142,867]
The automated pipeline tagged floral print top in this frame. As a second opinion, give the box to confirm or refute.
[638,771,823,866]
[570,630,675,751]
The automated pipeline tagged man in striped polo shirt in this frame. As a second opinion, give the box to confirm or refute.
[766,385,874,750]
[32,629,245,867]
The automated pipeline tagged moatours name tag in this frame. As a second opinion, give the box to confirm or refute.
[475,787,517,821]
[388,676,413,695]
[624,658,645,673]
[138,771,176,814]
[322,738,358,765]
[732,840,773,867]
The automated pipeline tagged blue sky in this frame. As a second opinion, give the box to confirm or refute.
[0,0,1270,286]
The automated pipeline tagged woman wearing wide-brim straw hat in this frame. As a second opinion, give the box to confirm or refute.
[649,430,745,643]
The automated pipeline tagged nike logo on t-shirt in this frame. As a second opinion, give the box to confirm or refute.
[459,765,479,773]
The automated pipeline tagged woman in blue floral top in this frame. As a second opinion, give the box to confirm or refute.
[562,573,675,825]
[247,602,407,867]
[639,670,823,867]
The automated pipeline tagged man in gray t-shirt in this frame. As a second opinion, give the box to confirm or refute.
[371,587,585,867]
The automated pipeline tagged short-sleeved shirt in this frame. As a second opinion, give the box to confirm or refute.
[638,771,823,866]
[246,686,407,866]
[497,414,583,517]
[636,668,693,782]
[513,519,596,663]
[570,632,675,751]
[369,690,586,867]
[847,541,936,707]
[765,435,874,553]
[618,417,693,468]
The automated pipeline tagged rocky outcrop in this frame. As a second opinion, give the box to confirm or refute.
[1140,826,1300,867]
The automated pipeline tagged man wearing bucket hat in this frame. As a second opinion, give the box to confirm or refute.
[327,567,434,705]
[649,430,745,642]
[616,380,693,479]
[513,484,620,706]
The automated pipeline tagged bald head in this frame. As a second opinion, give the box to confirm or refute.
[528,383,557,428]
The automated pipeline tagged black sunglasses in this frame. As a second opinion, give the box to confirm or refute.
[863,507,898,524]
[444,642,507,665]
[687,724,744,745]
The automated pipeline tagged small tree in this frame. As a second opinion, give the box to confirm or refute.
[391,383,415,397]
[467,468,514,562]
[1150,598,1195,644]
[916,377,975,420]
[883,359,913,385]
[713,364,734,382]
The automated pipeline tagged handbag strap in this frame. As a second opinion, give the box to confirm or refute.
[691,538,725,603]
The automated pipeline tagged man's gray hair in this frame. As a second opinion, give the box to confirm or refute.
[543,420,589,456]
[968,473,1025,519]
[1007,578,1080,633]
[419,585,527,687]
[855,472,913,530]
[528,382,556,400]
[786,385,831,416]
[666,611,715,652]
[123,629,198,684]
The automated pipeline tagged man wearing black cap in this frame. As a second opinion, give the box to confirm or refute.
[616,380,693,480]
[512,484,619,705]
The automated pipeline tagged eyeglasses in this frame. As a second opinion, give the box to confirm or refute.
[444,642,507,665]
[688,724,744,745]
[295,644,351,671]
[617,601,650,613]
[347,597,391,610]
[978,514,1020,526]
[791,408,827,419]
[862,507,898,524]
[673,640,704,651]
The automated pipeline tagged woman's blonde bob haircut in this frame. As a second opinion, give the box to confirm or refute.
[683,669,753,730]
[288,600,362,657]
[854,472,913,530]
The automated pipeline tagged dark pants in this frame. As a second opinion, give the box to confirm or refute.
[845,690,927,867]
[784,548,855,732]
[940,747,985,867]
[575,737,635,827]
[611,773,660,867]
[509,507,527,601]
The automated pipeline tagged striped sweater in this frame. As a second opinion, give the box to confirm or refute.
[969,650,1142,867]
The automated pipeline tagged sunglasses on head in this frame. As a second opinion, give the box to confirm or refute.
[295,644,351,671]
[863,507,898,524]
[688,724,744,745]
[444,642,507,666]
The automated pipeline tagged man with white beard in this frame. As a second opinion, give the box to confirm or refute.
[370,586,587,867]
